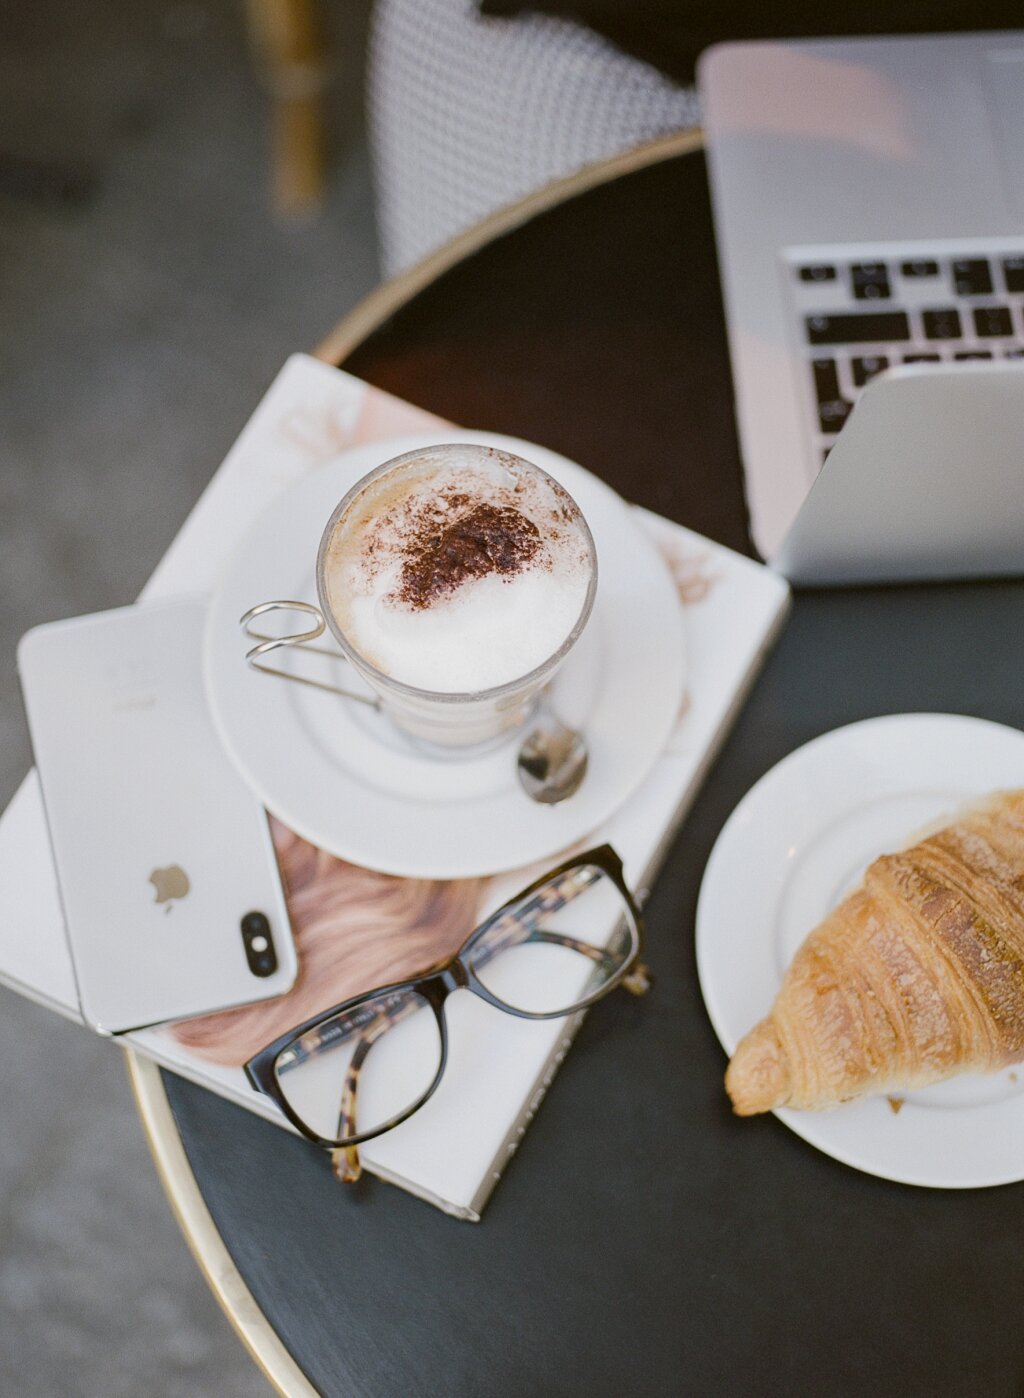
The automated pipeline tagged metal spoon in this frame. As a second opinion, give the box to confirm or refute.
[516,697,589,805]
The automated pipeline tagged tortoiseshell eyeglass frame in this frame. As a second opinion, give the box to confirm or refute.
[244,845,648,1182]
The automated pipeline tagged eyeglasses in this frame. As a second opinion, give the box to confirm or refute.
[244,845,648,1182]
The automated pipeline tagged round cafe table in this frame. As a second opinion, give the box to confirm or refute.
[128,136,1024,1396]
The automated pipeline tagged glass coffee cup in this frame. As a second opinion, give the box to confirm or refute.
[247,444,598,751]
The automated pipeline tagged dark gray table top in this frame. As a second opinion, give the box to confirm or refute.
[164,151,1024,1397]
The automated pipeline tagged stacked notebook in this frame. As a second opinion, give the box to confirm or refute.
[0,355,789,1220]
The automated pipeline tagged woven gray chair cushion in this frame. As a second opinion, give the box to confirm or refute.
[368,0,699,275]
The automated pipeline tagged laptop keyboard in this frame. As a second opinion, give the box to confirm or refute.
[786,242,1024,460]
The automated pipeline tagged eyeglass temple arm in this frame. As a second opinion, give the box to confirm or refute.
[475,864,650,995]
[330,999,420,1184]
[470,864,600,969]
[520,928,651,995]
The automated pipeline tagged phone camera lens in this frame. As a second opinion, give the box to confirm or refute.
[242,911,270,939]
[241,911,278,978]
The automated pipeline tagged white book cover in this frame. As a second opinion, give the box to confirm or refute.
[0,355,789,1219]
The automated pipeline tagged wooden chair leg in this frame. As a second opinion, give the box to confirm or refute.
[245,0,329,216]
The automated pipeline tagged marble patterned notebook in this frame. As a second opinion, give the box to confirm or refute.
[0,355,789,1219]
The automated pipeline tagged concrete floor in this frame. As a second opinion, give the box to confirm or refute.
[0,0,379,1391]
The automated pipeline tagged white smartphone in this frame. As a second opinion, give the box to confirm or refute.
[17,598,298,1034]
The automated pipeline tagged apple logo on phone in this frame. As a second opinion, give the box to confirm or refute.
[149,864,190,909]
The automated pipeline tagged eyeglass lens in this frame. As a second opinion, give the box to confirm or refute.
[465,862,637,1015]
[273,987,442,1144]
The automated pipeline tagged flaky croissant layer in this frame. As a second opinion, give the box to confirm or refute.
[726,790,1024,1115]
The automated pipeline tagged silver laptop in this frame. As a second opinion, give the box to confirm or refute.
[698,32,1024,584]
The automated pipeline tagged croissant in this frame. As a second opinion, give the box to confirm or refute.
[726,789,1024,1115]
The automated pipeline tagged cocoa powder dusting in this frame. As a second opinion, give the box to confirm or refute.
[394,502,542,608]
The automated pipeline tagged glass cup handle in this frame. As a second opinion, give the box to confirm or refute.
[239,601,379,708]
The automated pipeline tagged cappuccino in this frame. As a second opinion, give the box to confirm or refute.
[320,446,595,694]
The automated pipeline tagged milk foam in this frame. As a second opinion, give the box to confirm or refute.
[323,448,594,693]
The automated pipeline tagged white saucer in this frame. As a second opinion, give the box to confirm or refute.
[696,713,1024,1189]
[204,431,686,879]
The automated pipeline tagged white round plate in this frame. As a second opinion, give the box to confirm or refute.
[205,431,685,879]
[696,713,1024,1189]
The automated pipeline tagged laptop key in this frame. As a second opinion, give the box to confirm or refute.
[954,351,993,360]
[1004,348,1024,360]
[818,398,852,434]
[851,263,890,300]
[973,305,1013,338]
[951,259,993,295]
[922,308,962,340]
[811,357,841,401]
[904,353,941,363]
[853,282,890,301]
[901,259,939,277]
[798,264,836,282]
[805,311,910,345]
[1002,257,1024,293]
[851,354,889,386]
